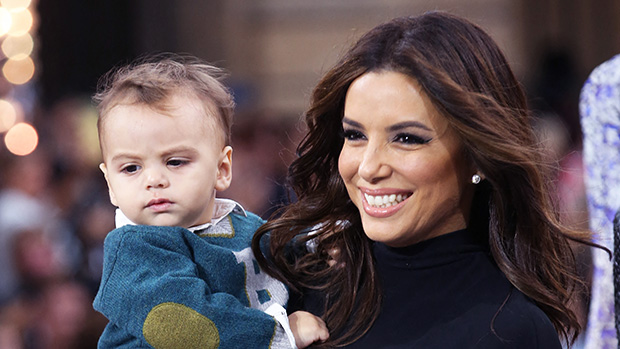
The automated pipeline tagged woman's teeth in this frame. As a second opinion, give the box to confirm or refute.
[364,193,409,208]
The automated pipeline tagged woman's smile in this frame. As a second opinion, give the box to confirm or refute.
[359,187,412,217]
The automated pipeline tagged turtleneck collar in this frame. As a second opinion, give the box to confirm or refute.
[373,229,490,269]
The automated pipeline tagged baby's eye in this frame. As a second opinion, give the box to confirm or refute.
[121,164,140,174]
[341,129,366,141]
[393,133,431,145]
[167,159,189,167]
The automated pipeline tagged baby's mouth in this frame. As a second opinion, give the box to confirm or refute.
[146,198,172,209]
[146,199,170,207]
[363,192,410,208]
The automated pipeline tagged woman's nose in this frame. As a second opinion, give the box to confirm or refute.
[358,144,391,183]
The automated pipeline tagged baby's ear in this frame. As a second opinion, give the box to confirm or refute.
[215,146,232,192]
[99,163,118,206]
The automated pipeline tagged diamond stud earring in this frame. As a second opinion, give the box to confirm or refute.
[472,174,481,184]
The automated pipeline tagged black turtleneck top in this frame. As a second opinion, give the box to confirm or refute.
[294,229,562,348]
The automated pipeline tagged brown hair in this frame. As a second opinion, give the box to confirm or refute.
[93,53,235,146]
[253,12,595,346]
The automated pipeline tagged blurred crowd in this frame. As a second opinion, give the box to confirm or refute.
[0,96,111,348]
[0,95,301,348]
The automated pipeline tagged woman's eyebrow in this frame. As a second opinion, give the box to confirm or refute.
[387,121,432,132]
[342,117,364,128]
[342,117,432,132]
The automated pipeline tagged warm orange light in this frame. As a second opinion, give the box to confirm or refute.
[0,99,17,132]
[7,8,32,36]
[5,122,38,156]
[0,8,11,36]
[1,33,33,59]
[0,0,32,10]
[2,56,35,84]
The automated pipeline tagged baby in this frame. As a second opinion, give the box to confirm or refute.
[93,53,328,348]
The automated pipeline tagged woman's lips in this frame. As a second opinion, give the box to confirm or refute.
[359,188,411,218]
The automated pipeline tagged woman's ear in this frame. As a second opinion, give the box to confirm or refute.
[99,163,118,206]
[215,146,233,192]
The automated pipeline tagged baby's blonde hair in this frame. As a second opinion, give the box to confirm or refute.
[94,53,235,146]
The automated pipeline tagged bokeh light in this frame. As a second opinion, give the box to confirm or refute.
[0,99,17,132]
[0,0,31,10]
[4,122,38,155]
[0,7,11,36]
[2,33,33,59]
[2,56,35,84]
[0,0,37,159]
[7,8,32,36]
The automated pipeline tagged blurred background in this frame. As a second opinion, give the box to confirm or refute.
[0,0,619,348]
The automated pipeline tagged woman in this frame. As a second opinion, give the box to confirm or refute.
[253,12,594,347]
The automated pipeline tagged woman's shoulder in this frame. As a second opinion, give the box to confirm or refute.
[479,289,562,348]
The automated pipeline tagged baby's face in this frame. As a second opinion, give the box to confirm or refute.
[99,95,231,227]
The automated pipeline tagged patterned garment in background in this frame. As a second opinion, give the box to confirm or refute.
[614,211,620,342]
[580,53,620,349]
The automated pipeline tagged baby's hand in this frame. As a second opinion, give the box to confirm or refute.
[288,311,329,348]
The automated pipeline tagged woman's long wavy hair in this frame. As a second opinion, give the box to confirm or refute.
[253,11,595,347]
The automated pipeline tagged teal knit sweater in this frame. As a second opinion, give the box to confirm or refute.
[93,211,291,348]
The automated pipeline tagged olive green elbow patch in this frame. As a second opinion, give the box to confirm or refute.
[143,302,220,349]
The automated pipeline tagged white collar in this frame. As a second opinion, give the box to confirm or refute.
[114,198,247,232]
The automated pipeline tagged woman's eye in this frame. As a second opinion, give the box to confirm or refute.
[121,165,139,174]
[342,129,366,141]
[167,159,189,167]
[394,133,431,145]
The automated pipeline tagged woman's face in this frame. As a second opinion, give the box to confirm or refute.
[338,71,475,247]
